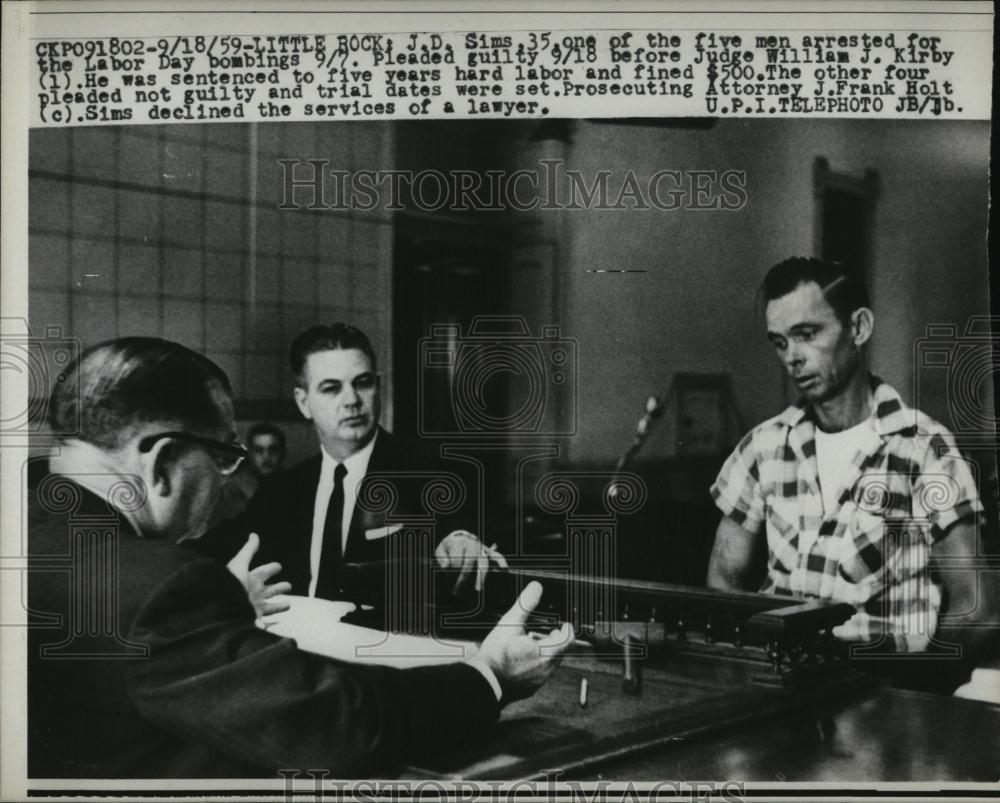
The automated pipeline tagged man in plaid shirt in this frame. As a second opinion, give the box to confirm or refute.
[709,258,989,661]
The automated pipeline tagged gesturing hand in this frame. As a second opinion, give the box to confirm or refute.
[435,530,509,593]
[226,533,292,621]
[468,581,574,704]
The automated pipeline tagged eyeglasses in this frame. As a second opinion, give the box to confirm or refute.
[138,431,249,476]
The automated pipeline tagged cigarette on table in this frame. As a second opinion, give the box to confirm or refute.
[528,631,592,649]
[484,543,509,568]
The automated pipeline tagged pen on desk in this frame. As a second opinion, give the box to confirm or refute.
[527,630,592,650]
[622,633,641,694]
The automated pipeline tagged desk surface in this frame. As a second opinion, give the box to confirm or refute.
[407,654,999,782]
[273,595,999,783]
[579,685,1000,783]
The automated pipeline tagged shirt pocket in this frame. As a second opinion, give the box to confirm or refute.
[832,504,890,605]
[364,523,404,541]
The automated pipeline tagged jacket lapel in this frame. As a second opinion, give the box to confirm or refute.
[286,455,322,593]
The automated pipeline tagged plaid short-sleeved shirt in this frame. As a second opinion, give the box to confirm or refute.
[711,376,983,652]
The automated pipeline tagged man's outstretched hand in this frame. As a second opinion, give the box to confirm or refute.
[226,533,292,620]
[435,530,509,594]
[468,581,574,704]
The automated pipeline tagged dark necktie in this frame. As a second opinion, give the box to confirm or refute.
[315,462,347,599]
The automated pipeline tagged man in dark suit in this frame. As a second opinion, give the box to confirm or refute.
[203,323,502,600]
[205,422,287,530]
[28,336,572,778]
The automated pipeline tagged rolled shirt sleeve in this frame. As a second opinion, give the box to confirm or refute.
[711,431,766,534]
[911,431,985,541]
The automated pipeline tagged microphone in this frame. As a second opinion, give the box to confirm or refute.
[609,393,667,499]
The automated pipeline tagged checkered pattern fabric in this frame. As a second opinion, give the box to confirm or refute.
[712,377,983,652]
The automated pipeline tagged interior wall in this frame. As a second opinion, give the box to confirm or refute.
[28,119,991,472]
[540,119,991,465]
[29,122,395,464]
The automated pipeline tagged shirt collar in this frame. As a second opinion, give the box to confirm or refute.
[320,428,378,479]
[776,374,915,438]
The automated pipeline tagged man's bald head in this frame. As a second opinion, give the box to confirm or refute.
[50,337,233,450]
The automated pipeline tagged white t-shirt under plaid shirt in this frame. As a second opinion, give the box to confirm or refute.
[711,376,983,652]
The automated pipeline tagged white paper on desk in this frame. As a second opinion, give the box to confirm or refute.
[262,595,477,668]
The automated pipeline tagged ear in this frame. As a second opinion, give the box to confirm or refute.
[141,437,182,499]
[293,385,313,420]
[850,307,874,347]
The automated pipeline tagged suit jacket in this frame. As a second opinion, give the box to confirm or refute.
[199,428,472,598]
[27,479,499,778]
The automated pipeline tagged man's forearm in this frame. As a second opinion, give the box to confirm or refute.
[934,576,999,662]
[933,621,996,661]
[932,522,999,663]
[706,560,750,592]
[706,517,762,592]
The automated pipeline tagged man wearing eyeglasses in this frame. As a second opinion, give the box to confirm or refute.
[28,336,573,777]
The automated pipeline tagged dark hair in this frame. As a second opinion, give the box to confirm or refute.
[289,323,377,386]
[49,337,232,450]
[247,422,286,451]
[760,258,870,322]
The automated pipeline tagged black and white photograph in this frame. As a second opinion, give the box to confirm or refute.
[2,2,997,800]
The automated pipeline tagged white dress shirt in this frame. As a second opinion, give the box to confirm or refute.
[307,431,378,598]
[304,431,503,701]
